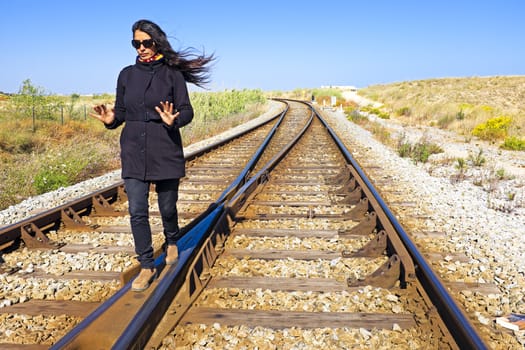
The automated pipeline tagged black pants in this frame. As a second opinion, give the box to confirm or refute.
[124,178,180,269]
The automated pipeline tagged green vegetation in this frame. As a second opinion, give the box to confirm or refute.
[397,136,444,164]
[276,87,357,110]
[495,168,507,180]
[452,157,467,182]
[33,142,99,194]
[501,136,525,151]
[358,76,525,149]
[395,106,411,117]
[0,80,269,209]
[369,123,392,144]
[311,87,343,100]
[471,116,512,141]
[340,77,523,213]
[346,109,368,124]
[361,105,390,119]
[467,148,486,167]
[184,89,266,144]
[455,157,467,172]
[190,89,265,120]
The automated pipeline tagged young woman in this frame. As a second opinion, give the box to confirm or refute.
[90,19,214,292]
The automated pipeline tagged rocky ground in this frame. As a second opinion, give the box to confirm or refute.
[323,93,525,348]
[1,98,524,348]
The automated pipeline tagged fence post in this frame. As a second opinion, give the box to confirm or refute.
[32,106,36,132]
[61,106,64,125]
[84,105,87,120]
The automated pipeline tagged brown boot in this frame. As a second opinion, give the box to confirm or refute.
[131,268,156,292]
[165,245,178,265]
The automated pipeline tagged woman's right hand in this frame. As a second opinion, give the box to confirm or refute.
[90,104,115,125]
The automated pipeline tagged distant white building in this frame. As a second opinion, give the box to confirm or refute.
[321,85,357,91]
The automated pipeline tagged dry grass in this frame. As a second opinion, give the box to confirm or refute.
[357,76,525,140]
[181,102,267,145]
[0,98,269,210]
[0,118,120,206]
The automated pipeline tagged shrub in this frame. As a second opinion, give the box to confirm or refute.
[495,168,507,180]
[437,114,455,129]
[396,106,411,116]
[472,116,512,141]
[397,140,412,158]
[33,154,90,194]
[182,90,267,144]
[34,168,71,194]
[347,109,368,124]
[468,148,486,167]
[190,89,266,121]
[480,105,494,113]
[451,157,467,183]
[370,123,391,144]
[396,137,443,163]
[0,131,38,153]
[361,106,390,119]
[411,141,442,163]
[455,157,467,171]
[500,136,525,151]
[310,88,343,100]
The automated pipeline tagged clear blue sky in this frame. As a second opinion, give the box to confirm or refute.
[2,0,524,95]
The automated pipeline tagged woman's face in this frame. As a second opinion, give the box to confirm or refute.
[133,30,157,61]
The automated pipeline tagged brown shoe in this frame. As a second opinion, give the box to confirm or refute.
[165,245,178,265]
[131,268,156,292]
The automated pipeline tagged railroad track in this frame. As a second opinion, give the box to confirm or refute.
[0,100,491,349]
[0,103,283,348]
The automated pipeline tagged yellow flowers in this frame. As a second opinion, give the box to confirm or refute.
[472,115,512,141]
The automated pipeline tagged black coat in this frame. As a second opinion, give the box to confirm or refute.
[106,58,193,181]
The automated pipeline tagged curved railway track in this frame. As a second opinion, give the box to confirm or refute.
[0,104,283,348]
[0,100,491,349]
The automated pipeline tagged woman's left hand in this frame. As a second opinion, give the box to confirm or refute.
[155,101,180,126]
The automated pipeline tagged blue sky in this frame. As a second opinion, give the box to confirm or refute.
[2,0,524,94]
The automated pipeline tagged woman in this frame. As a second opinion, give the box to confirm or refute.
[90,19,214,292]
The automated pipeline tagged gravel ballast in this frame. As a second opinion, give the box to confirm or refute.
[320,102,525,348]
[1,98,524,348]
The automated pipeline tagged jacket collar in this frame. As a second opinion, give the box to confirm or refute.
[135,56,165,71]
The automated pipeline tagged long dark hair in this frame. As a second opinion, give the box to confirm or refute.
[132,19,214,87]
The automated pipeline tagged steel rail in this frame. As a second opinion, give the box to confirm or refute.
[38,102,285,350]
[51,99,488,349]
[50,101,291,349]
[0,102,283,253]
[121,100,488,349]
[0,183,125,250]
[314,104,489,350]
[215,101,289,204]
[112,101,313,349]
[183,104,284,162]
[226,101,315,215]
[115,204,225,350]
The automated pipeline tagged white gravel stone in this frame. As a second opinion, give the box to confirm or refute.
[320,102,525,347]
[1,98,523,347]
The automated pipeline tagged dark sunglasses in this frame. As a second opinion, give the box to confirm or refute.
[131,39,155,49]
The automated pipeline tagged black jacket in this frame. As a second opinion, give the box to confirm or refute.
[106,58,193,180]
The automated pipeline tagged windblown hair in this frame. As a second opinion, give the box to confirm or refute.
[132,19,214,87]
